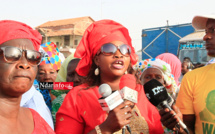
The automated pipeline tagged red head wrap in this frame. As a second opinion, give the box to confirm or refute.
[0,20,42,51]
[74,19,138,76]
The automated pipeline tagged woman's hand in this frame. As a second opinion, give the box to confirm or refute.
[99,101,133,134]
[159,105,184,133]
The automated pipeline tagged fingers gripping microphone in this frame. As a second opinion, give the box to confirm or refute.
[119,74,138,134]
[98,83,130,133]
[144,79,189,134]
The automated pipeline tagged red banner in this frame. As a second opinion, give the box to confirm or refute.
[53,82,74,90]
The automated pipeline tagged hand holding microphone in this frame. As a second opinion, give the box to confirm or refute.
[159,104,184,133]
[98,83,133,133]
[119,74,138,134]
[144,79,189,134]
[98,74,137,134]
[101,101,133,133]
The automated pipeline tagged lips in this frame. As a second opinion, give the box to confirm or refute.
[43,79,54,82]
[205,42,214,49]
[112,60,124,69]
[14,73,31,80]
[206,46,213,51]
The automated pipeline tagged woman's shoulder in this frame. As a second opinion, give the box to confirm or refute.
[20,107,34,124]
[65,84,100,102]
[29,109,55,134]
[29,108,46,123]
[68,84,98,94]
[135,83,143,92]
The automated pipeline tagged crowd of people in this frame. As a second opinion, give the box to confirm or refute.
[0,14,214,134]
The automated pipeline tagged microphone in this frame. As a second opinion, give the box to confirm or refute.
[157,94,175,110]
[119,74,138,103]
[144,79,189,134]
[98,83,124,111]
[98,83,112,98]
[119,74,138,134]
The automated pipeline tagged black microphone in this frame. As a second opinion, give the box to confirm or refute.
[144,79,189,134]
[157,93,175,110]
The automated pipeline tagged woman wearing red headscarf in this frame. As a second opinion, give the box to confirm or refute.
[0,20,55,134]
[55,20,163,134]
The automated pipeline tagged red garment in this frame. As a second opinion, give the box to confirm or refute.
[30,109,55,134]
[74,19,138,76]
[0,20,41,51]
[156,53,182,86]
[55,84,163,134]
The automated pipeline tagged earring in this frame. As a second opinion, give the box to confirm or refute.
[95,68,99,76]
[125,70,128,74]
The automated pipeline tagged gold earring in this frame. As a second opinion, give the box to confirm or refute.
[95,68,99,76]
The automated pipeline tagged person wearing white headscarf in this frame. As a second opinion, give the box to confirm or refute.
[134,58,178,99]
[134,58,179,134]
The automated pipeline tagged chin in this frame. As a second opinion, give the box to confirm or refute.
[7,87,30,97]
[44,80,54,82]
[207,51,215,57]
[14,83,31,91]
[113,72,125,77]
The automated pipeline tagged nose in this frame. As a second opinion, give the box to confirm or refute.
[16,52,31,69]
[72,74,81,87]
[203,33,212,41]
[73,74,80,83]
[151,76,156,80]
[113,49,123,58]
[44,73,52,79]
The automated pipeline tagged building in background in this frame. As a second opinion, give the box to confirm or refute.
[141,23,194,60]
[36,16,94,57]
[178,30,211,65]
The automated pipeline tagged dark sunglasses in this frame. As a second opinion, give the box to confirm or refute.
[97,43,131,57]
[0,46,42,66]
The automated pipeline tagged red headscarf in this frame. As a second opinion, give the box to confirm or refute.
[74,19,138,76]
[156,53,181,86]
[0,20,42,51]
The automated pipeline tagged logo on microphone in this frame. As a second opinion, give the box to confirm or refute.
[152,86,164,95]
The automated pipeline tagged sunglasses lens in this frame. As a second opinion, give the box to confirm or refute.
[26,50,42,65]
[101,43,117,56]
[120,44,131,56]
[4,47,22,62]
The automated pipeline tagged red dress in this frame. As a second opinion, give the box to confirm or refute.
[30,109,55,134]
[55,84,163,134]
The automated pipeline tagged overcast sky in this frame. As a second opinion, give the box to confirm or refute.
[1,0,215,51]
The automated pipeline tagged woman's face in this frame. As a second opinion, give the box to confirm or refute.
[37,64,57,82]
[0,39,38,97]
[94,41,130,79]
[67,59,84,87]
[141,68,165,85]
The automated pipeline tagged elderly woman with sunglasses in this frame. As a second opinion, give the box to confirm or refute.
[55,20,163,134]
[0,20,55,134]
